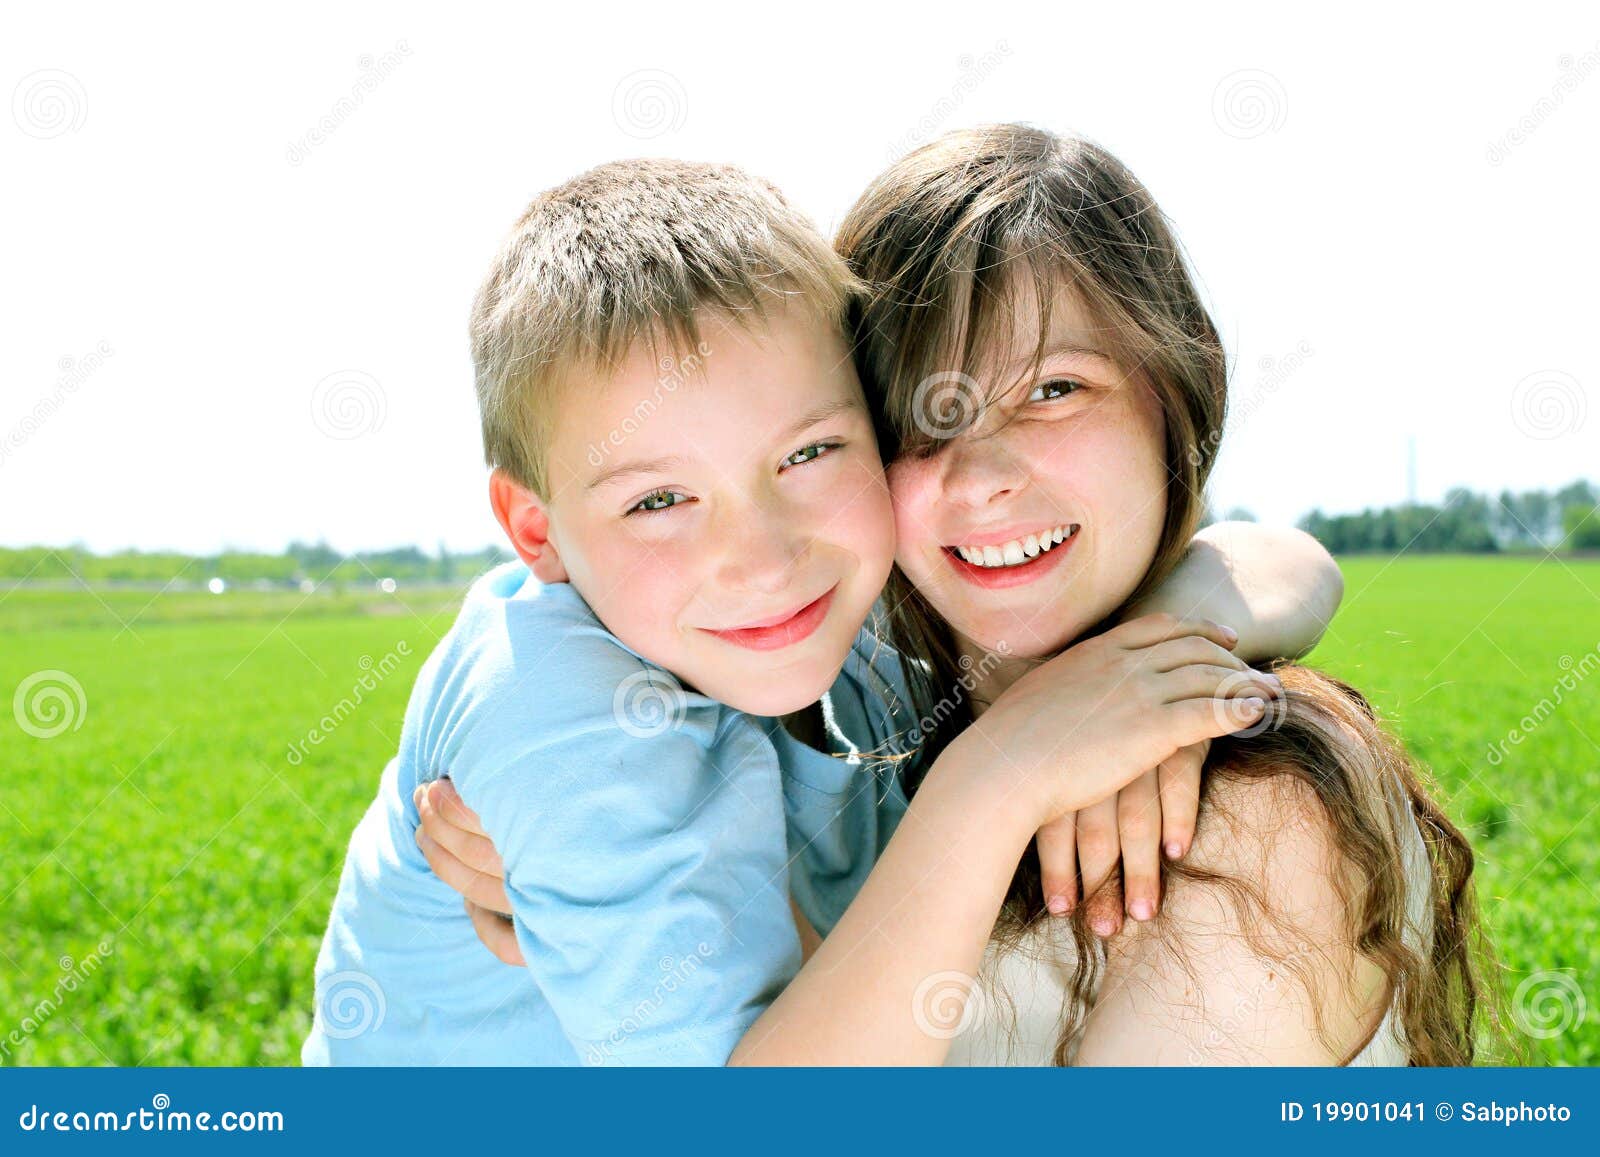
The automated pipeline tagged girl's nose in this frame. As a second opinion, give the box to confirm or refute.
[939,436,1027,509]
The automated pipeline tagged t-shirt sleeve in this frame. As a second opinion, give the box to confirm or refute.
[444,634,801,1066]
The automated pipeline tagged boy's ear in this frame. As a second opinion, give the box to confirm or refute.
[489,470,568,584]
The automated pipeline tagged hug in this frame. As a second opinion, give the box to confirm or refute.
[305,123,1488,1066]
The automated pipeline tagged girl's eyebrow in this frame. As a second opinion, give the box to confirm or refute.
[1005,337,1110,371]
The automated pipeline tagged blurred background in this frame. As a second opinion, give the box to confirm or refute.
[2,1,1596,1064]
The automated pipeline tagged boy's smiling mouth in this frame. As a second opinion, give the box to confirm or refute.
[943,523,1080,588]
[703,585,838,652]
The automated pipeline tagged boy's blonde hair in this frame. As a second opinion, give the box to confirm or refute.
[469,158,862,496]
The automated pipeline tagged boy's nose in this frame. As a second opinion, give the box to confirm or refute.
[713,506,804,596]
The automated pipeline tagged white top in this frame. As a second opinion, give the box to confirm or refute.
[946,786,1434,1067]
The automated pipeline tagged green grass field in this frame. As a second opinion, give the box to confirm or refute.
[1,557,1596,1065]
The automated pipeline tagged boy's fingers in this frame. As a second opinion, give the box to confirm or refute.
[1076,797,1122,938]
[1035,813,1078,915]
[1158,741,1206,860]
[465,900,525,967]
[417,784,505,877]
[1117,771,1162,922]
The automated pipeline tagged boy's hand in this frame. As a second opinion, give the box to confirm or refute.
[1034,741,1207,936]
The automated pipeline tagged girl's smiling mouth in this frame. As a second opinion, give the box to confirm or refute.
[943,523,1080,589]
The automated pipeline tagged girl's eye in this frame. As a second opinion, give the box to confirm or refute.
[781,440,842,469]
[1028,378,1082,403]
[627,489,688,515]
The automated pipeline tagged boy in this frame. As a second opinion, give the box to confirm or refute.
[304,159,906,1064]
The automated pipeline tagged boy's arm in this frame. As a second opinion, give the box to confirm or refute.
[1128,522,1343,661]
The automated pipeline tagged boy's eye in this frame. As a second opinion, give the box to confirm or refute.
[627,489,688,515]
[1028,378,1083,403]
[781,441,842,469]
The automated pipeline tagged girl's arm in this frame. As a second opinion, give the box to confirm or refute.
[421,615,1282,1065]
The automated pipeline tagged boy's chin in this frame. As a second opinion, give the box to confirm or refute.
[693,660,838,720]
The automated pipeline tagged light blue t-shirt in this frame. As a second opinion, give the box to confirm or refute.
[303,563,912,1066]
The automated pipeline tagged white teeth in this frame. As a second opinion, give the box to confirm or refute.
[953,524,1077,568]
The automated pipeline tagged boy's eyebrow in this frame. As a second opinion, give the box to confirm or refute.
[585,399,861,491]
[779,397,861,441]
[586,455,688,491]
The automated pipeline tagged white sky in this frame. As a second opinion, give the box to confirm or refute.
[3,1,1597,555]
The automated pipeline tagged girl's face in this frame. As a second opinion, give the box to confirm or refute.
[887,284,1170,661]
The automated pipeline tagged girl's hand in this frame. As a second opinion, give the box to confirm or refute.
[1035,741,1207,936]
[413,780,522,963]
[416,779,822,966]
[958,613,1278,840]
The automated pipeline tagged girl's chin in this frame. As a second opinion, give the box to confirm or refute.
[951,609,1095,661]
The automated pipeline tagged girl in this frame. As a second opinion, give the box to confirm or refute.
[419,124,1487,1064]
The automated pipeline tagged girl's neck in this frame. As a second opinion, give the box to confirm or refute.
[955,634,1047,720]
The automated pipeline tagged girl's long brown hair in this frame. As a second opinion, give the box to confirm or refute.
[834,124,1494,1064]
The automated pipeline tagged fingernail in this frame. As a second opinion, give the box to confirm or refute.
[1242,697,1265,714]
[1130,898,1155,921]
[1047,894,1069,916]
[412,784,424,805]
[1221,625,1239,644]
[1091,915,1117,937]
[1165,840,1184,859]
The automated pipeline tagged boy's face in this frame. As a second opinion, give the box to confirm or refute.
[539,305,894,717]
